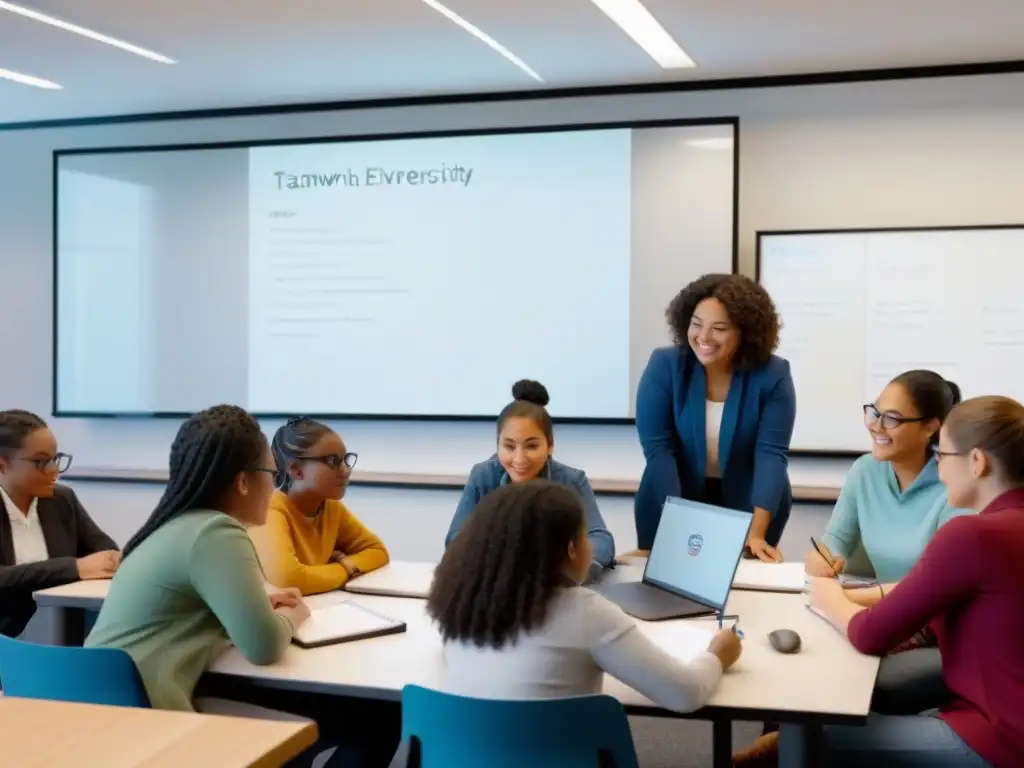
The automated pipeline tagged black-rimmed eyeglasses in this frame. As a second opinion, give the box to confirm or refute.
[863,404,926,431]
[930,445,962,461]
[298,453,358,471]
[17,453,72,474]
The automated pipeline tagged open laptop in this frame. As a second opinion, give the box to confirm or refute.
[596,497,752,621]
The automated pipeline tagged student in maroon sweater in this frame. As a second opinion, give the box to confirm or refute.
[806,395,1024,768]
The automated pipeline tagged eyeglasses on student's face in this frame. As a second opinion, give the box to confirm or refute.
[17,452,73,474]
[299,453,358,472]
[863,404,926,431]
[930,445,963,461]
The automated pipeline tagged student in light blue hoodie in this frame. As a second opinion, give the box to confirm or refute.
[804,370,970,585]
[445,380,615,581]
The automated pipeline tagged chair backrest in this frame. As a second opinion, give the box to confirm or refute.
[0,634,149,708]
[397,685,639,768]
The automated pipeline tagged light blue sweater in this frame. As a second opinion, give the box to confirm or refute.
[822,455,971,583]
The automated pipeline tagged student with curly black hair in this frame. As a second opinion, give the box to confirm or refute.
[445,380,615,581]
[0,409,118,637]
[632,274,796,562]
[430,480,741,709]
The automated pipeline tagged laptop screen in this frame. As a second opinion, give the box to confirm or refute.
[642,497,752,612]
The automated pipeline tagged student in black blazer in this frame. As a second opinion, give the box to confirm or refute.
[0,410,119,637]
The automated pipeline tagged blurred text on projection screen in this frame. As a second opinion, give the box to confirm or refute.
[55,122,735,419]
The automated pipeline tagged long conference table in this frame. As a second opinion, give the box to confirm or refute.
[34,558,879,768]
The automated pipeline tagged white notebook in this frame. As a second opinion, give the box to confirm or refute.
[732,560,806,593]
[292,600,406,649]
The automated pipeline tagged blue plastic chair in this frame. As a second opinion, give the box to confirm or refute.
[393,685,639,768]
[0,634,149,707]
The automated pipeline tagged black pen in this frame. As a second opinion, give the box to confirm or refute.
[809,536,837,577]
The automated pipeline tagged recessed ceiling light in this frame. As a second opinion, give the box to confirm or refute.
[420,0,543,82]
[588,0,696,69]
[0,1,174,64]
[0,66,60,89]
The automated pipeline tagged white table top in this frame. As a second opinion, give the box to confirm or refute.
[209,590,877,722]
[345,561,436,599]
[34,566,878,723]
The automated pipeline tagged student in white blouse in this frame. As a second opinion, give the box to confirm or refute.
[0,410,119,637]
[427,480,742,711]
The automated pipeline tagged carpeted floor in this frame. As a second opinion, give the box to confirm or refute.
[630,716,763,768]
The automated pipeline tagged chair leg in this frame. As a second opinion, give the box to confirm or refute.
[387,736,421,768]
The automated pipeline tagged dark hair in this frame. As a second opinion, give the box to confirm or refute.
[496,379,553,443]
[271,417,334,492]
[890,370,962,451]
[666,273,780,371]
[122,405,267,559]
[427,481,584,649]
[0,410,47,458]
[944,396,1024,485]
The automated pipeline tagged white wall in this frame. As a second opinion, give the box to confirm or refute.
[4,72,1024,551]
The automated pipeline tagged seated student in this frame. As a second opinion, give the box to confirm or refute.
[250,417,388,595]
[86,405,311,712]
[0,410,119,637]
[430,480,741,711]
[445,380,615,580]
[799,395,1024,768]
[804,370,969,584]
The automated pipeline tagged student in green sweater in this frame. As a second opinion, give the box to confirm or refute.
[87,404,310,712]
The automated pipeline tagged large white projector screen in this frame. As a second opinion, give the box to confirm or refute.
[55,121,735,419]
[760,226,1024,452]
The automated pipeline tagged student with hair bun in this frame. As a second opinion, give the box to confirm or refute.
[249,417,388,595]
[445,380,615,579]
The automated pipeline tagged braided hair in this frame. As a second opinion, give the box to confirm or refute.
[122,404,267,559]
[426,480,584,649]
[0,410,47,459]
[271,417,334,492]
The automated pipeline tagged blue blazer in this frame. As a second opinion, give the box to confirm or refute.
[446,456,615,568]
[634,347,796,550]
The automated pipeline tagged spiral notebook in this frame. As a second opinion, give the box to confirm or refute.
[292,600,407,649]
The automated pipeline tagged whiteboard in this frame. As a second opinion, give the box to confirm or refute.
[759,227,1024,452]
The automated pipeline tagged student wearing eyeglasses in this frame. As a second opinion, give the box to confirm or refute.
[250,417,389,595]
[0,410,119,637]
[803,370,970,586]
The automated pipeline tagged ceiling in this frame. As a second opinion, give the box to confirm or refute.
[2,0,1024,124]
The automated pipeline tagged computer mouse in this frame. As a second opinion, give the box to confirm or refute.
[768,629,802,654]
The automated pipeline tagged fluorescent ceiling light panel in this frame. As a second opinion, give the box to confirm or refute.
[0,66,60,88]
[0,1,174,64]
[420,0,543,82]
[589,0,696,68]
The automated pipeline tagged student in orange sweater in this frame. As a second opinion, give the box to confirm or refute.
[251,417,389,595]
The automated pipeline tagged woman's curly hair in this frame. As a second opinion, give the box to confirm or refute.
[426,481,584,649]
[666,273,781,371]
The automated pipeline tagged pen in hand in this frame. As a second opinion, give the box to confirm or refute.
[809,536,838,577]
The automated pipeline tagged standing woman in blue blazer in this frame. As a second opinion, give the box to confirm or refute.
[633,274,796,562]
